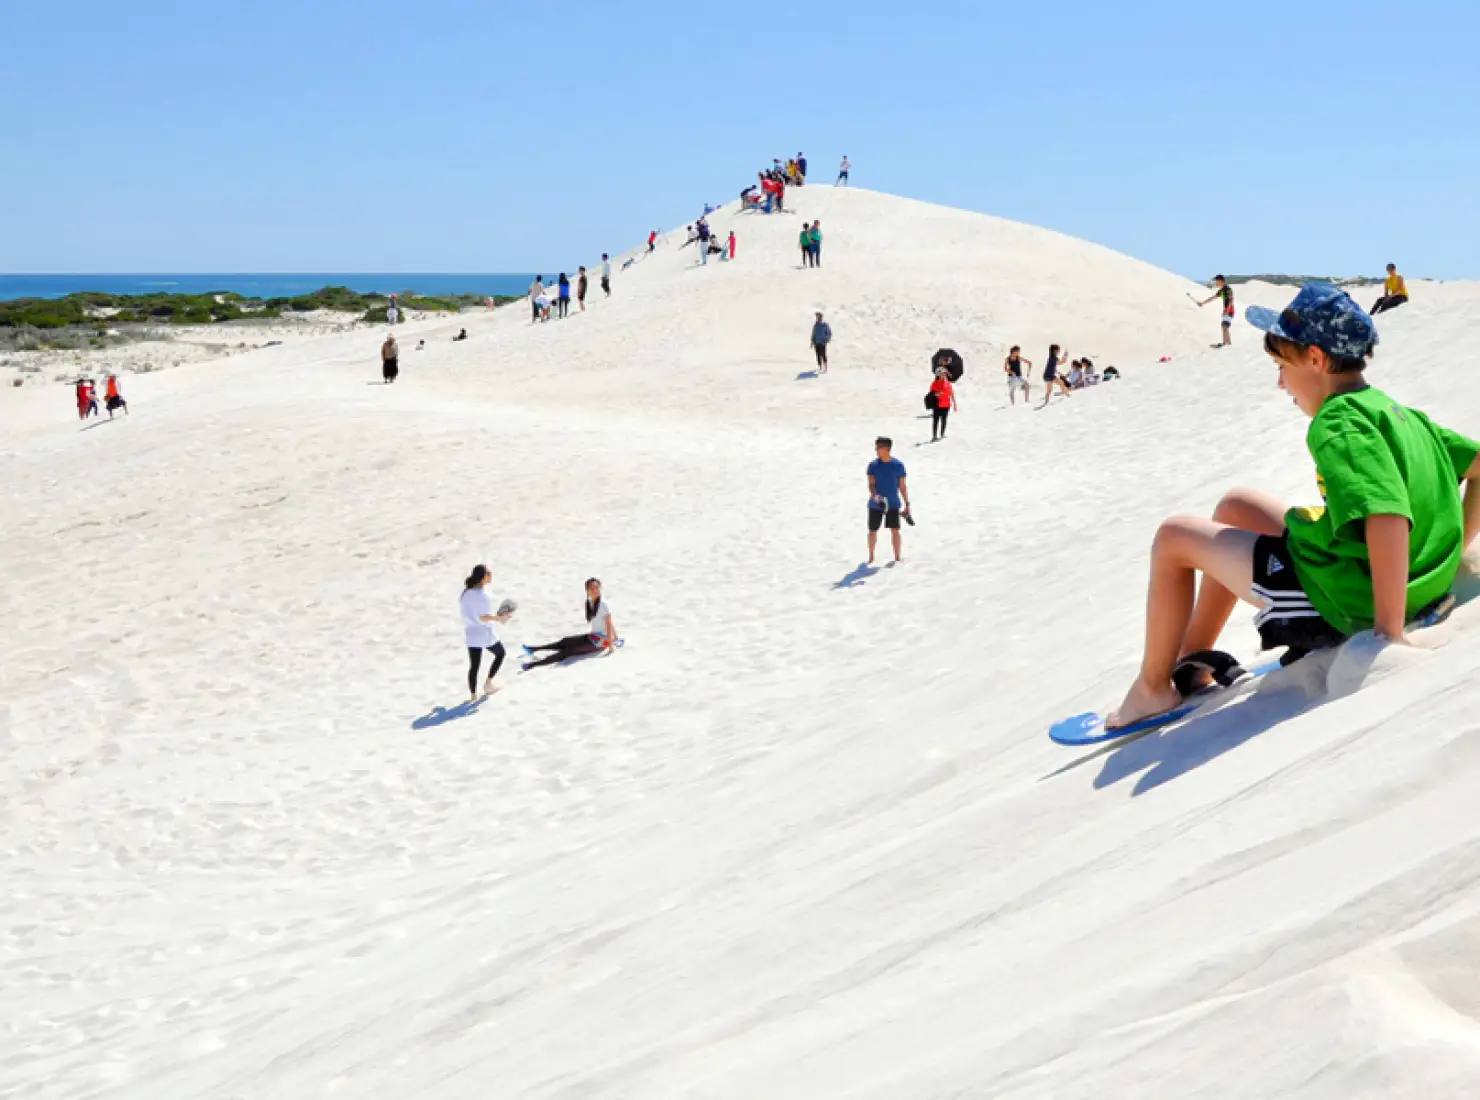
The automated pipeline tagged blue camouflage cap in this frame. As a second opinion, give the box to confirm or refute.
[1245,282,1379,360]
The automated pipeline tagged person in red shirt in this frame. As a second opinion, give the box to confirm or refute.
[647,230,657,253]
[104,374,128,418]
[727,231,736,260]
[929,368,957,441]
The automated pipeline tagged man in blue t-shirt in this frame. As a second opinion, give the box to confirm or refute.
[866,436,911,563]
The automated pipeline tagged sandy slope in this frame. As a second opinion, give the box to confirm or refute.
[4,188,1480,1099]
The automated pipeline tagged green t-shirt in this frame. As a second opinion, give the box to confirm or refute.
[1285,385,1478,634]
[800,229,812,248]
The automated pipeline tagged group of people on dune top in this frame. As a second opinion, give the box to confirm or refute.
[1194,266,1410,346]
[73,374,127,420]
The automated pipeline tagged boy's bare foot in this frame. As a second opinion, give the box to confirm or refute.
[482,681,500,696]
[1106,676,1182,730]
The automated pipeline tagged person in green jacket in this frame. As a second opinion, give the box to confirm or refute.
[1109,283,1480,730]
[799,225,814,268]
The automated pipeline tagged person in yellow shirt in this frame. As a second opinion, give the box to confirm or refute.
[1371,262,1409,315]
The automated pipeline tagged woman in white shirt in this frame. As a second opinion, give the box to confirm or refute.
[521,578,618,671]
[460,564,514,699]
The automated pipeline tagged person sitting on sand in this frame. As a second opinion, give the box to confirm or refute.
[1004,346,1032,405]
[1106,283,1480,731]
[521,579,618,670]
[453,328,468,341]
[1371,263,1409,315]
[417,339,425,351]
[1065,360,1084,389]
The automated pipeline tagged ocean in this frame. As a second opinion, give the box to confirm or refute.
[0,273,538,303]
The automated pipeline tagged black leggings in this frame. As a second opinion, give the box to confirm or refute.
[932,407,950,437]
[1371,294,1407,315]
[467,643,506,694]
[524,633,600,669]
[813,343,828,367]
[557,297,570,318]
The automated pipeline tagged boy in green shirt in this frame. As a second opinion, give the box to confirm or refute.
[1110,283,1480,729]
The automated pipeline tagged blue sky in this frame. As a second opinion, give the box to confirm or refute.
[4,0,1477,279]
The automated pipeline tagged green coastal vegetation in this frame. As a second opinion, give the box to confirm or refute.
[1222,274,1384,288]
[0,286,521,330]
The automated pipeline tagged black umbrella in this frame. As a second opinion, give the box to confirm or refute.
[932,348,964,381]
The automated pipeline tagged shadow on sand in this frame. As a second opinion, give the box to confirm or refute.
[412,699,483,729]
[796,370,819,381]
[832,562,879,589]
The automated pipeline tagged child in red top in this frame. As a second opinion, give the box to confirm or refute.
[929,369,956,441]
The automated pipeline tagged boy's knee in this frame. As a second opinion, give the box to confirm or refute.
[1152,515,1203,557]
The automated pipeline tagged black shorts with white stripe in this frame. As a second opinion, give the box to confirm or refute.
[1250,533,1347,652]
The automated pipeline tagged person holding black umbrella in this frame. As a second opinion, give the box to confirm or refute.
[928,367,957,441]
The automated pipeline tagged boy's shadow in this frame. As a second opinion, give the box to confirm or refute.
[796,370,818,381]
[411,699,482,729]
[832,562,878,589]
[1094,687,1313,795]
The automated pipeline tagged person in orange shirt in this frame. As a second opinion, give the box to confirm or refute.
[104,374,128,418]
[928,368,957,441]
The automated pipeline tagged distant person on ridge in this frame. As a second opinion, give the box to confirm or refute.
[1004,345,1032,405]
[811,311,832,374]
[1196,275,1235,347]
[647,230,657,253]
[1371,263,1409,315]
[929,367,956,441]
[1106,283,1480,731]
[837,155,850,185]
[796,152,807,184]
[529,275,546,323]
[866,437,911,564]
[556,272,571,319]
[381,334,399,383]
[600,254,611,297]
[577,266,588,312]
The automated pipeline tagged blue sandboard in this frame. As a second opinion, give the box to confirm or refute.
[1049,660,1281,746]
[1050,592,1459,747]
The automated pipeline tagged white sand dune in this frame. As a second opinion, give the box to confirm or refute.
[4,187,1480,1099]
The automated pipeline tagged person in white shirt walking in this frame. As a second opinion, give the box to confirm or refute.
[836,155,850,185]
[460,564,514,699]
[600,254,612,298]
[529,276,546,323]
